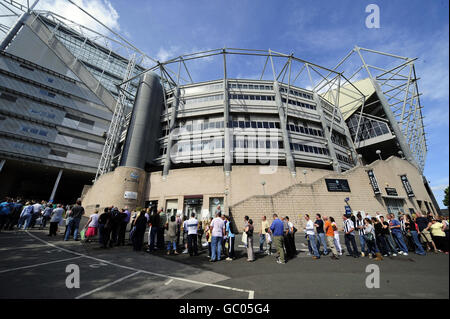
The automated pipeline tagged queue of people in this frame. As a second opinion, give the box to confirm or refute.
[1,197,448,264]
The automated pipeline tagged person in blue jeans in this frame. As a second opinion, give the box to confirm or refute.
[304,214,320,259]
[210,211,225,262]
[355,213,368,256]
[314,214,328,255]
[405,214,426,255]
[387,214,408,255]
[64,199,85,241]
[18,202,33,230]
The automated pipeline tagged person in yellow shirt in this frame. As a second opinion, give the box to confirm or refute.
[430,219,448,253]
[259,216,271,254]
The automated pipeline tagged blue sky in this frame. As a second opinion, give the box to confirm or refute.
[116,0,449,207]
[11,0,449,207]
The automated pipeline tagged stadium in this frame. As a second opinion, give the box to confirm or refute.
[0,1,440,229]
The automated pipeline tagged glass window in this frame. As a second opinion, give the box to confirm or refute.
[251,121,257,128]
[299,144,304,152]
[294,144,300,151]
[243,95,249,100]
[289,124,295,131]
[266,141,271,148]
[269,122,275,129]
[245,121,251,128]
[261,96,267,101]
[257,122,263,128]
[239,121,245,128]
[233,121,238,128]
[255,95,260,100]
[263,122,269,129]
[238,95,243,99]
[275,122,280,129]
[313,147,319,154]
[299,126,305,134]
[249,85,254,89]
[249,95,255,100]
[294,126,300,133]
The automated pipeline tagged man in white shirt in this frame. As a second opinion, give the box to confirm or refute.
[186,212,199,256]
[210,211,225,262]
[343,214,360,258]
[304,214,320,259]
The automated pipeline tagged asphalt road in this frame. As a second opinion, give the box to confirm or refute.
[0,227,448,299]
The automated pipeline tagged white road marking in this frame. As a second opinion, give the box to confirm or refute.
[0,256,82,274]
[75,271,142,299]
[0,244,50,251]
[164,279,174,286]
[25,231,255,299]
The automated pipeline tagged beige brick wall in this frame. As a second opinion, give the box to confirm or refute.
[230,157,438,232]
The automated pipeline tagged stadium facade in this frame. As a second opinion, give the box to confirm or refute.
[0,2,441,227]
[0,3,146,202]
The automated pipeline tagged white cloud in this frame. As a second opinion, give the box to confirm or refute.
[34,0,121,33]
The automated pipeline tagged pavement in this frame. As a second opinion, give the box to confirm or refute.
[0,226,448,299]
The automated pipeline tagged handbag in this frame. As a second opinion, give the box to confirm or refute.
[364,232,374,242]
[80,229,86,241]
[241,231,247,244]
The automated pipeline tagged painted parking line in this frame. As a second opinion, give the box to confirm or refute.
[25,231,255,299]
[75,271,142,299]
[164,279,174,286]
[0,244,51,251]
[0,256,82,274]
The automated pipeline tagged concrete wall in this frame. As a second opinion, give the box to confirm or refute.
[82,166,147,213]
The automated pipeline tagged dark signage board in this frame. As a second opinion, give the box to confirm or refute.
[325,179,351,192]
[401,175,415,197]
[385,187,398,196]
[367,170,381,195]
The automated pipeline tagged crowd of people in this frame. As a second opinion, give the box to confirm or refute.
[0,197,449,265]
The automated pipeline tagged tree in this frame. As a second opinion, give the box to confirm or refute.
[444,186,449,208]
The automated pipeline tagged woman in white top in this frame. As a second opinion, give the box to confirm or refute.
[329,217,342,255]
[84,210,99,242]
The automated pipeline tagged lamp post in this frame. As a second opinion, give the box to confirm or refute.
[376,149,382,160]
[302,169,307,184]
[261,181,266,195]
[357,154,363,166]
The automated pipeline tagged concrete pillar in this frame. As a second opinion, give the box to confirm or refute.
[273,81,296,175]
[162,87,180,177]
[49,169,63,203]
[313,93,341,173]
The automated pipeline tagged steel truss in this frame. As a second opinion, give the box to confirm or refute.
[327,46,427,172]
[117,48,365,176]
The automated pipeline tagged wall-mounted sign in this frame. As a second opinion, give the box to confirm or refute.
[124,191,137,200]
[385,188,398,196]
[325,179,351,192]
[400,175,415,197]
[130,172,139,179]
[367,170,381,195]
